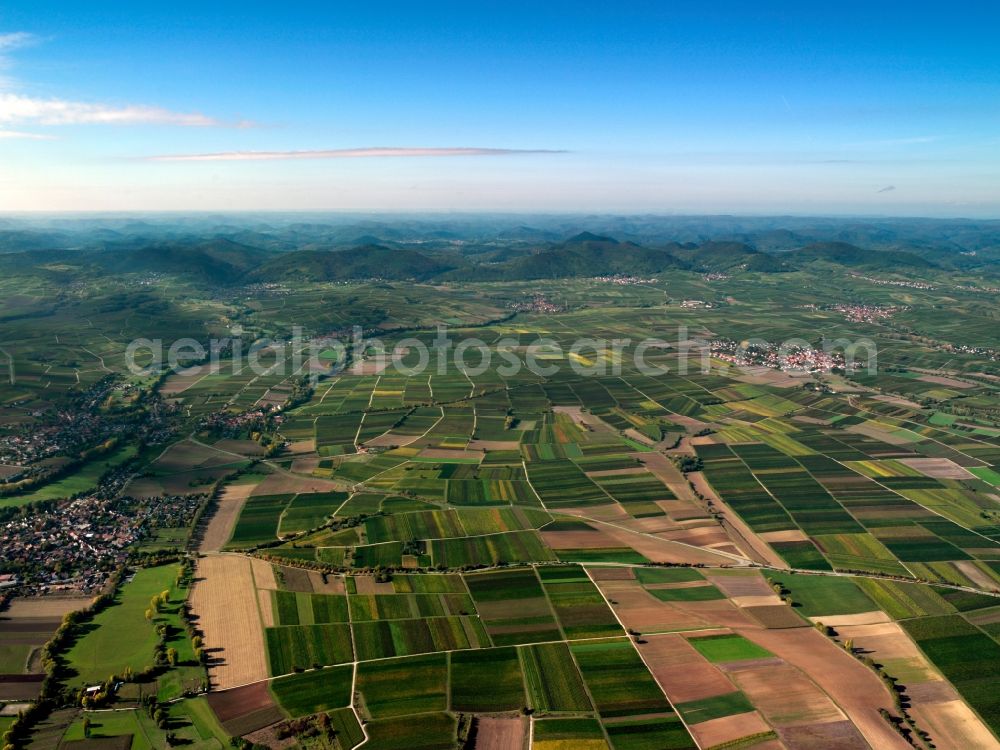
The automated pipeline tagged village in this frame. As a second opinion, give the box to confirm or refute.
[821,303,908,324]
[592,273,660,285]
[0,378,173,481]
[0,461,204,596]
[848,272,936,289]
[710,337,847,373]
[507,294,565,313]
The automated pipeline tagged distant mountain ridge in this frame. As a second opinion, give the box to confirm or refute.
[0,221,986,285]
[246,244,453,282]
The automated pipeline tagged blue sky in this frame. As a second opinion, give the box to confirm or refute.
[0,1,997,215]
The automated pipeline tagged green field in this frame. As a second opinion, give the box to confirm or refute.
[358,653,449,718]
[901,615,1000,734]
[520,642,593,712]
[227,494,293,547]
[351,615,488,661]
[270,664,354,717]
[571,639,672,718]
[773,572,877,617]
[675,691,754,724]
[66,565,190,685]
[278,491,348,535]
[362,712,457,750]
[265,623,354,675]
[646,584,726,602]
[604,716,697,750]
[538,564,622,639]
[688,634,773,663]
[532,716,606,744]
[450,647,526,712]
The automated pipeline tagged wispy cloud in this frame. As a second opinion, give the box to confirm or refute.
[146,147,567,162]
[846,136,939,148]
[0,31,38,89]
[0,128,56,139]
[0,31,37,51]
[0,31,231,129]
[0,93,220,126]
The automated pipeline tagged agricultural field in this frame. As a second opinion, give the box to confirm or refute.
[270,664,354,717]
[357,653,449,718]
[901,615,1000,736]
[9,236,1000,750]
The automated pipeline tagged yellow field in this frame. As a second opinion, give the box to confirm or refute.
[533,741,608,750]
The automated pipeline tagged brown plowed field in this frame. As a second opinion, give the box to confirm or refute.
[778,720,868,750]
[309,570,346,594]
[198,483,255,553]
[473,717,526,750]
[541,528,621,549]
[595,580,709,632]
[249,557,278,590]
[636,633,736,703]
[251,472,343,496]
[600,524,738,564]
[353,575,396,594]
[909,699,1000,750]
[689,711,772,748]
[743,605,806,629]
[836,620,997,750]
[703,569,773,598]
[207,681,283,736]
[191,554,269,689]
[3,597,90,618]
[587,567,634,581]
[740,626,911,749]
[724,661,844,727]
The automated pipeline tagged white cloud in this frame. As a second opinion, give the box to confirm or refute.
[147,147,565,162]
[0,93,220,127]
[0,128,56,139]
[0,32,228,128]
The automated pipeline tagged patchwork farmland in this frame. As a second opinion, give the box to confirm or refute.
[8,262,1000,750]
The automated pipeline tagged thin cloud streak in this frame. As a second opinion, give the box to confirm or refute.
[846,136,939,148]
[147,147,568,162]
[0,129,55,139]
[0,93,220,126]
